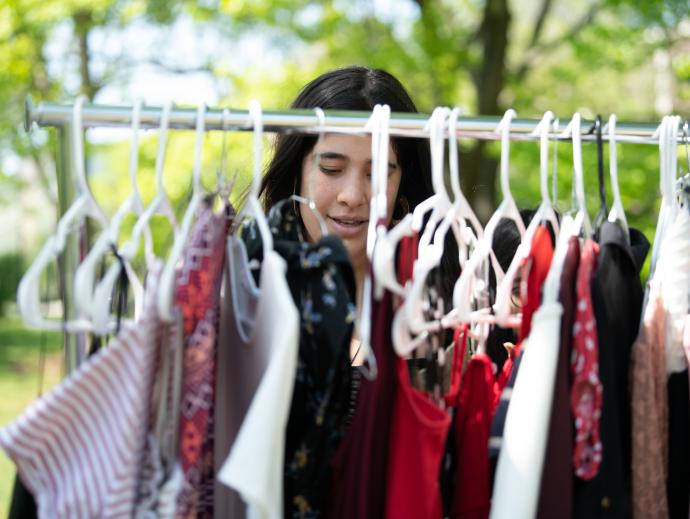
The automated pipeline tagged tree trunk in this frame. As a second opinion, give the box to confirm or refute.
[461,0,511,222]
[73,10,97,101]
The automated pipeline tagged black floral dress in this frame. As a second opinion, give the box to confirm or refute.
[242,202,356,519]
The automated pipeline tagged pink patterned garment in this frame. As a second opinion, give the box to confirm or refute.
[570,239,603,480]
[630,279,669,519]
[174,203,231,519]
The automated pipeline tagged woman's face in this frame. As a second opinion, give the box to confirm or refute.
[298,133,402,275]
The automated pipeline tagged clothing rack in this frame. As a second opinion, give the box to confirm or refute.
[24,96,685,374]
[25,96,686,144]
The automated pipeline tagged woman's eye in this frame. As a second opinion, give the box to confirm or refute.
[319,165,340,174]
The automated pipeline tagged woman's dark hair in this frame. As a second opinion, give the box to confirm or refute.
[260,66,433,216]
[262,66,459,313]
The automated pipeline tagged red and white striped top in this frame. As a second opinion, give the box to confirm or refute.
[0,263,163,519]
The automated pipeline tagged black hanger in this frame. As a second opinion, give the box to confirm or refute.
[589,115,608,232]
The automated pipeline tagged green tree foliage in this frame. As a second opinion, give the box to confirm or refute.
[3,0,690,256]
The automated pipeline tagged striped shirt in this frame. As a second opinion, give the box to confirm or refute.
[0,263,163,519]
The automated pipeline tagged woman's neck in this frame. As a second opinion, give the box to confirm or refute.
[349,263,367,365]
[354,264,366,316]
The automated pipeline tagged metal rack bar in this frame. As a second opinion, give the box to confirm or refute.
[25,97,683,145]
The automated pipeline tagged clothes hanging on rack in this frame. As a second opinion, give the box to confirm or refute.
[8,100,690,519]
[571,239,603,481]
[629,202,689,519]
[0,263,164,518]
[536,235,579,519]
[327,275,397,519]
[385,327,465,519]
[175,202,231,518]
[245,203,357,519]
[216,247,299,519]
[490,225,560,519]
[214,235,262,519]
[630,278,669,518]
[572,222,649,519]
[667,369,690,519]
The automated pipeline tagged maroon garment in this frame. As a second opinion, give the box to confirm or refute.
[536,235,580,519]
[327,276,397,519]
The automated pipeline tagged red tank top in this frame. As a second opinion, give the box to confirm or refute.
[492,225,554,410]
[450,353,494,518]
[385,326,468,519]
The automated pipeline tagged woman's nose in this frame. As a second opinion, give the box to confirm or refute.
[336,171,368,208]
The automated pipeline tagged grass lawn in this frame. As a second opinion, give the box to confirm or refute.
[0,315,63,517]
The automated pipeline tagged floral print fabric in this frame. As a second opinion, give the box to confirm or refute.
[243,201,356,518]
[570,239,603,481]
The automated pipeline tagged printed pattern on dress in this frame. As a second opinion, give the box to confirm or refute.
[174,203,231,519]
[570,238,603,480]
[244,202,356,519]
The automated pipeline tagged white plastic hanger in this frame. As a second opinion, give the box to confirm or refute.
[270,107,329,238]
[494,111,560,328]
[90,101,179,334]
[158,103,208,323]
[74,98,149,322]
[561,112,592,239]
[237,100,273,253]
[357,104,392,380]
[451,109,525,330]
[393,107,461,355]
[448,107,485,264]
[365,105,390,261]
[604,114,630,242]
[17,96,109,332]
[415,108,467,256]
[650,114,681,278]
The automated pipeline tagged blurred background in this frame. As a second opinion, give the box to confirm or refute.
[2,0,690,512]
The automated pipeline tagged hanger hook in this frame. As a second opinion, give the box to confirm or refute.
[247,100,263,199]
[682,119,690,172]
[448,107,463,202]
[308,107,327,207]
[129,98,144,205]
[530,111,554,204]
[155,101,173,193]
[495,108,517,201]
[551,117,560,208]
[218,107,230,186]
[192,103,206,194]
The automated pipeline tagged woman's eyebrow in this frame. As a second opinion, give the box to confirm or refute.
[365,159,399,169]
[317,152,398,169]
[317,152,348,160]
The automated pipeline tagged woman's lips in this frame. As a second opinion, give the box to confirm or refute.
[328,216,368,238]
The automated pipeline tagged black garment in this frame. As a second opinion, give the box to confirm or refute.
[574,223,649,519]
[537,235,580,519]
[243,203,356,518]
[8,476,37,519]
[667,370,690,519]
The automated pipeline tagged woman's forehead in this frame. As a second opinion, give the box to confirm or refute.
[312,133,398,162]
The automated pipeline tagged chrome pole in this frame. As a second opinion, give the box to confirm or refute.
[25,96,677,145]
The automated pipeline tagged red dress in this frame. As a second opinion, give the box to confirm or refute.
[492,226,554,411]
[385,327,467,519]
[570,239,603,480]
[450,353,495,518]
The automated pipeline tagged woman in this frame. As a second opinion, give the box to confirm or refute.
[260,66,457,362]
